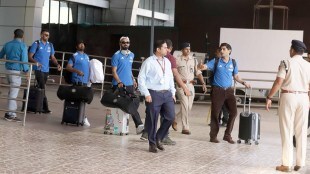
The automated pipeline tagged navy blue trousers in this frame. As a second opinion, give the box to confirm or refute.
[145,90,175,145]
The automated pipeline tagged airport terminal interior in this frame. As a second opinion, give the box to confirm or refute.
[1,0,310,173]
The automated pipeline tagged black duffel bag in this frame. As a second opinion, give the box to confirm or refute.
[100,87,139,114]
[57,85,94,104]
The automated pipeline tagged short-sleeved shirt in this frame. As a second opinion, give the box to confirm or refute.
[111,50,135,86]
[68,52,90,84]
[277,55,310,92]
[166,52,177,69]
[29,40,55,72]
[206,58,238,88]
[0,39,29,72]
[176,55,201,81]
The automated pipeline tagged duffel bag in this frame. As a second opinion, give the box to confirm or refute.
[57,85,94,104]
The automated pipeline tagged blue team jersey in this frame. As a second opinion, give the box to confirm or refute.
[29,40,55,72]
[206,58,238,88]
[0,39,29,72]
[68,52,90,84]
[111,50,134,86]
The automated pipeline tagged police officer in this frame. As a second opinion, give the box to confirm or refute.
[175,42,206,134]
[266,40,310,172]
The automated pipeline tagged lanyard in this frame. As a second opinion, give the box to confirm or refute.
[156,58,165,76]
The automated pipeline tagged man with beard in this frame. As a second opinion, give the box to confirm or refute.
[111,36,144,134]
[28,29,61,114]
[66,40,90,86]
[66,40,91,126]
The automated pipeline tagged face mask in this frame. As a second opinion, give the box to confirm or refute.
[121,50,131,55]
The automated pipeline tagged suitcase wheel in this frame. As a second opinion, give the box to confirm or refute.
[120,133,123,136]
[237,140,241,144]
[76,123,79,127]
[125,133,128,135]
[245,140,251,145]
[103,131,108,134]
[255,141,259,145]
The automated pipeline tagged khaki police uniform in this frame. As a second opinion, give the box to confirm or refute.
[277,55,310,167]
[176,55,202,131]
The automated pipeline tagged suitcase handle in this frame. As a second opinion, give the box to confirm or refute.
[243,87,252,113]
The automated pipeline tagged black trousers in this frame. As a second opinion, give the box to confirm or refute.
[112,85,143,128]
[35,70,49,111]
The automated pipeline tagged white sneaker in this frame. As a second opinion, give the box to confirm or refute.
[84,117,90,127]
[136,124,144,134]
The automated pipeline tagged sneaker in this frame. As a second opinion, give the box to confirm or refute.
[83,117,90,126]
[136,124,144,134]
[4,114,21,122]
[161,137,176,145]
[140,131,148,141]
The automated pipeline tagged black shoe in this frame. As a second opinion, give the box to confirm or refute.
[149,144,158,153]
[156,140,165,151]
[42,110,52,114]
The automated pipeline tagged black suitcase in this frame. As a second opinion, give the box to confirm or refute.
[237,88,261,145]
[57,85,94,104]
[61,100,85,126]
[22,87,44,113]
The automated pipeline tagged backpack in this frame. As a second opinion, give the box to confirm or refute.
[64,55,76,84]
[207,57,236,86]
[28,40,54,57]
[89,59,104,83]
[28,40,40,55]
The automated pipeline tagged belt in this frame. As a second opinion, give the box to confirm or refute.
[281,90,308,94]
[149,89,169,93]
[212,86,232,90]
[182,80,196,85]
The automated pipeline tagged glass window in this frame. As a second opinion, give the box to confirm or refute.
[77,4,86,24]
[59,1,69,24]
[42,0,50,24]
[86,6,94,24]
[94,8,102,24]
[69,2,77,24]
[50,0,59,24]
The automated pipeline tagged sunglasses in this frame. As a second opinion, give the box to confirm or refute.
[121,42,130,44]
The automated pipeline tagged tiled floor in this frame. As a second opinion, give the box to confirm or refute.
[0,86,309,174]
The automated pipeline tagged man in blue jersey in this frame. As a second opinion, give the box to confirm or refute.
[111,36,144,134]
[0,29,29,121]
[28,29,61,114]
[199,43,250,144]
[66,40,90,86]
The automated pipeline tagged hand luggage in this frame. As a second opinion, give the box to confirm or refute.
[22,87,44,114]
[57,85,94,104]
[100,87,140,114]
[237,88,260,145]
[103,108,129,135]
[61,100,86,126]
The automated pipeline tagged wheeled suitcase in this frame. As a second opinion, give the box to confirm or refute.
[61,100,85,126]
[22,87,44,113]
[103,108,129,135]
[237,88,260,145]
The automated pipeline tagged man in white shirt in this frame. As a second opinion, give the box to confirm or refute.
[138,40,176,153]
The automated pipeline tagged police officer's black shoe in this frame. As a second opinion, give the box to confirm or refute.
[149,144,158,153]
